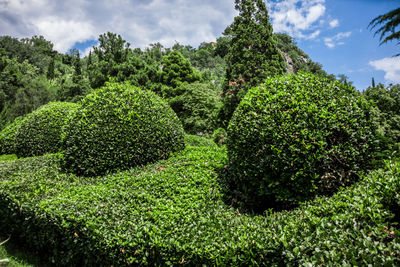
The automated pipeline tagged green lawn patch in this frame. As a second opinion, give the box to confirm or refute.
[0,146,399,265]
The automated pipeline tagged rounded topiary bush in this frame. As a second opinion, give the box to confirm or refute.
[61,82,185,176]
[227,73,377,209]
[0,116,26,155]
[14,102,78,158]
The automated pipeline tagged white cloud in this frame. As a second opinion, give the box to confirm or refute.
[324,31,351,48]
[33,17,96,52]
[0,0,236,53]
[307,30,321,39]
[81,44,98,58]
[369,57,400,83]
[329,19,339,28]
[267,0,331,39]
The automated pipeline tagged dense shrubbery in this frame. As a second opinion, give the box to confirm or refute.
[212,128,227,147]
[226,73,377,209]
[184,134,217,147]
[0,116,25,155]
[13,102,78,158]
[169,82,221,135]
[364,83,400,156]
[61,82,185,176]
[0,147,399,265]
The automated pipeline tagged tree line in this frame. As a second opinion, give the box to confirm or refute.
[0,0,397,143]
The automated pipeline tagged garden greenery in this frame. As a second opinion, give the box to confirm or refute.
[0,116,25,155]
[0,146,398,265]
[61,81,185,176]
[14,102,78,158]
[226,73,378,209]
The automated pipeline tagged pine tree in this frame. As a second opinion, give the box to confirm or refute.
[161,50,200,96]
[219,0,286,126]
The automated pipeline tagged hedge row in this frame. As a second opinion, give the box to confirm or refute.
[14,102,78,158]
[0,146,399,265]
[0,116,25,155]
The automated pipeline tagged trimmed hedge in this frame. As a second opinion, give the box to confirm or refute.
[0,117,25,155]
[13,102,78,158]
[61,82,185,176]
[0,147,399,265]
[227,73,377,208]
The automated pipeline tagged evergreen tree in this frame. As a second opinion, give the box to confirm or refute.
[74,50,82,76]
[87,51,92,67]
[46,57,55,80]
[219,0,286,126]
[160,50,200,97]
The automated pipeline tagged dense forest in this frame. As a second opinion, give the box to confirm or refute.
[0,28,336,130]
[1,31,398,149]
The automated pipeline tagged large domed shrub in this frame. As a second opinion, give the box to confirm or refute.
[61,82,185,176]
[14,102,78,158]
[0,116,26,155]
[227,73,377,209]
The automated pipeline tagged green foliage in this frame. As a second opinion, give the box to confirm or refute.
[212,128,227,147]
[61,82,185,176]
[56,74,91,102]
[160,50,201,96]
[172,42,226,87]
[0,116,25,155]
[0,35,55,74]
[226,73,377,209]
[168,82,221,135]
[369,7,400,55]
[0,154,17,161]
[88,32,131,88]
[220,0,286,126]
[364,83,400,157]
[46,57,55,80]
[184,134,217,147]
[274,33,335,80]
[0,53,56,128]
[0,148,399,265]
[14,102,78,158]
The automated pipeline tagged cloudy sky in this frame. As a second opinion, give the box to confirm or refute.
[0,0,399,90]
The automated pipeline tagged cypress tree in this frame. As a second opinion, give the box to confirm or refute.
[74,50,82,76]
[87,51,92,66]
[219,0,286,126]
[46,57,55,80]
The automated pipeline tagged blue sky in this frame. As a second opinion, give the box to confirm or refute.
[0,0,398,90]
[291,0,399,90]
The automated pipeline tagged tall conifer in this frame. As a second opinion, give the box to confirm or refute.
[220,0,286,126]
